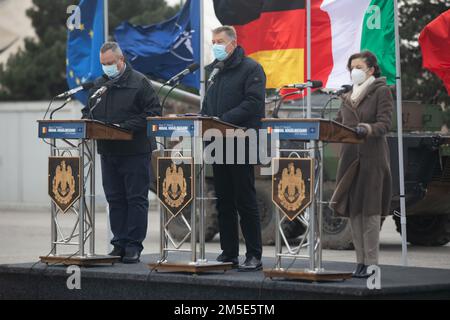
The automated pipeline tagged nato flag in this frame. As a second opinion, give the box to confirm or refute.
[115,0,200,90]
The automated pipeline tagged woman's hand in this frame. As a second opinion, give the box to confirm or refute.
[355,126,368,138]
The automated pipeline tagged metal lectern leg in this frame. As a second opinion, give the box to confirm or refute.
[79,140,85,257]
[308,141,317,271]
[50,139,57,256]
[190,136,197,263]
[198,139,206,262]
[89,139,95,256]
[317,141,324,270]
[274,140,282,269]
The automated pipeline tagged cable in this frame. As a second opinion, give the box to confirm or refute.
[258,260,279,299]
[49,98,72,120]
[42,97,55,120]
[161,82,179,114]
[272,90,303,118]
[320,96,338,119]
[146,259,165,282]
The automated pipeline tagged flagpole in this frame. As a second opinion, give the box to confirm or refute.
[394,0,408,266]
[103,0,113,254]
[199,0,205,104]
[104,0,109,42]
[306,0,312,117]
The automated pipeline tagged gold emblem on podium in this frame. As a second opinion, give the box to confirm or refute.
[157,157,193,216]
[48,157,80,213]
[272,158,313,220]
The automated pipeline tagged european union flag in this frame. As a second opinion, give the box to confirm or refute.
[66,0,104,105]
[115,0,200,90]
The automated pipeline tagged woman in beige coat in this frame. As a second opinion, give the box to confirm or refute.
[331,51,393,278]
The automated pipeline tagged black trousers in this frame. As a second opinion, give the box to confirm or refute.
[101,153,150,253]
[212,164,262,259]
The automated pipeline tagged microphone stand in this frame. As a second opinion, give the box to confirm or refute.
[320,94,339,119]
[272,89,304,118]
[88,97,103,120]
[161,80,181,115]
[49,97,72,120]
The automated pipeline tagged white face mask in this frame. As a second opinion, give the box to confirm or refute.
[351,68,368,85]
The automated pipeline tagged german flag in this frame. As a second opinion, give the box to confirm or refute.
[214,0,306,89]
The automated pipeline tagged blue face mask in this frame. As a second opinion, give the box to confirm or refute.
[212,43,230,61]
[102,63,120,78]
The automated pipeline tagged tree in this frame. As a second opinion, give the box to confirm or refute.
[0,0,180,100]
[399,0,450,107]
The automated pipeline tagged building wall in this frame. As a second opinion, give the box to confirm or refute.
[0,0,35,65]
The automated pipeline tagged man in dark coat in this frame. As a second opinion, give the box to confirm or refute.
[82,42,161,263]
[201,26,266,271]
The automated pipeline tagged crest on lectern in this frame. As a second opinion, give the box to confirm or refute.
[48,157,80,213]
[157,157,193,216]
[272,158,313,221]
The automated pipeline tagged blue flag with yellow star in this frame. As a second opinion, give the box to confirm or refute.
[115,0,200,89]
[66,0,104,105]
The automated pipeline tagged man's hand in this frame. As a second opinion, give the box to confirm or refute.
[355,126,368,138]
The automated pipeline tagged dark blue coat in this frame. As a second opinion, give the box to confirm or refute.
[82,63,161,155]
[201,46,266,129]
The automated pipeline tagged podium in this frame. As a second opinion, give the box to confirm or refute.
[261,118,362,281]
[37,119,132,265]
[147,115,240,273]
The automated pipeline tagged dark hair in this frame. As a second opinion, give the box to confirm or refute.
[100,41,123,56]
[347,51,381,78]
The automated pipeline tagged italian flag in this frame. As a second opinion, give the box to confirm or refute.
[227,0,396,89]
[316,0,396,89]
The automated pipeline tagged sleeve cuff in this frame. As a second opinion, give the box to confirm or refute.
[358,123,373,136]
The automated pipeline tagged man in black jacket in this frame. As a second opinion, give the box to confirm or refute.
[82,42,161,263]
[201,26,266,271]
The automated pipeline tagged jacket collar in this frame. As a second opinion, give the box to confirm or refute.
[99,61,135,88]
[342,77,387,108]
[207,46,245,71]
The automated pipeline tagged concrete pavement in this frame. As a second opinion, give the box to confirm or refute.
[0,208,449,269]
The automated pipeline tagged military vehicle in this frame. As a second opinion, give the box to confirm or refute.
[151,82,450,249]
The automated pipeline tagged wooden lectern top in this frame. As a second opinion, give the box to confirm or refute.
[147,115,243,137]
[261,118,363,144]
[37,119,133,140]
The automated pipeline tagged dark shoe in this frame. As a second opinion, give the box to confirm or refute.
[352,263,365,278]
[216,252,239,267]
[238,256,262,272]
[122,248,140,264]
[358,265,377,278]
[108,246,125,258]
[353,265,373,278]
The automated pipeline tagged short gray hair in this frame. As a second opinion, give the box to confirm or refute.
[212,25,237,41]
[100,41,123,57]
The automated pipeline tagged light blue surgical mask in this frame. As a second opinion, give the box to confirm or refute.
[212,42,231,61]
[102,63,120,78]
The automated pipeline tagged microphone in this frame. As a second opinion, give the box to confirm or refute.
[322,85,352,96]
[284,80,323,89]
[165,63,199,85]
[90,86,108,100]
[207,61,224,83]
[206,62,224,92]
[55,82,94,99]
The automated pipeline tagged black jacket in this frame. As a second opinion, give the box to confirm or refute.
[201,46,266,129]
[82,63,161,155]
